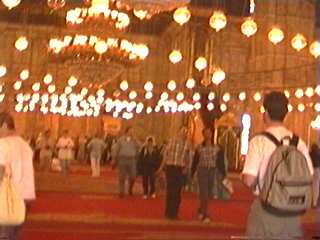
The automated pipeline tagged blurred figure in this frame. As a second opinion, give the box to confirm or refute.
[0,112,35,240]
[56,130,74,178]
[138,136,160,199]
[37,129,55,173]
[87,133,106,177]
[77,135,88,163]
[310,142,320,208]
[112,126,140,198]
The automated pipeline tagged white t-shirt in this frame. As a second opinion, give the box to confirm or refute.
[0,136,36,200]
[242,126,314,194]
[56,136,74,160]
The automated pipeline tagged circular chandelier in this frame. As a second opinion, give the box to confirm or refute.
[66,0,130,32]
[48,35,149,66]
[268,27,284,45]
[173,7,191,25]
[310,41,320,58]
[291,33,307,51]
[241,18,258,37]
[116,0,191,19]
[47,0,65,10]
[1,0,21,9]
[209,11,227,32]
[169,50,182,64]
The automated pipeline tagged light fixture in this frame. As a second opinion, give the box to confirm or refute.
[305,87,314,97]
[0,65,7,78]
[194,57,207,71]
[116,0,190,20]
[32,83,41,92]
[211,68,226,85]
[13,81,22,90]
[144,81,153,91]
[96,89,105,97]
[133,9,150,20]
[173,7,191,25]
[268,27,284,45]
[15,37,28,51]
[145,92,153,99]
[241,18,258,37]
[47,0,65,10]
[1,0,21,9]
[169,50,182,64]
[43,74,53,84]
[185,78,195,89]
[48,84,56,93]
[222,93,231,102]
[81,88,88,96]
[94,40,108,54]
[66,0,130,31]
[253,92,262,101]
[120,80,129,91]
[208,92,215,100]
[48,35,149,66]
[129,91,137,99]
[310,41,320,58]
[167,80,176,91]
[68,76,78,87]
[176,92,184,101]
[209,11,227,32]
[295,88,304,98]
[220,103,227,112]
[20,70,29,80]
[291,34,307,51]
[239,92,246,101]
[192,93,200,101]
[297,103,305,112]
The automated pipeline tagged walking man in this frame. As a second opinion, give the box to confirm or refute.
[241,91,314,238]
[191,128,220,223]
[87,133,106,177]
[159,126,193,220]
[112,126,140,198]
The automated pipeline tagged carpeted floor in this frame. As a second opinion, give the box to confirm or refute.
[20,165,319,240]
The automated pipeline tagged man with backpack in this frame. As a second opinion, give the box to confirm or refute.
[241,91,314,238]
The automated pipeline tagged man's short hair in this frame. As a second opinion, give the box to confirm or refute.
[0,111,15,130]
[263,91,289,122]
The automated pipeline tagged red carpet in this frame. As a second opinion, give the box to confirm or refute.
[20,167,318,240]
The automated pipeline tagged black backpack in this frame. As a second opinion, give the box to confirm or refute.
[259,132,313,215]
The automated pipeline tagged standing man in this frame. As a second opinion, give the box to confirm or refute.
[87,133,106,177]
[37,129,55,173]
[241,92,314,238]
[191,128,220,223]
[56,130,74,178]
[112,126,140,198]
[159,126,193,220]
[0,111,36,240]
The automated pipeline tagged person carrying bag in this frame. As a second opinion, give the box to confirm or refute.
[0,111,36,240]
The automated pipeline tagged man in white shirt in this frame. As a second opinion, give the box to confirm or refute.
[242,92,314,238]
[56,130,74,178]
[0,111,35,240]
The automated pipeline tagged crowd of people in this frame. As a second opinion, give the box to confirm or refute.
[0,91,319,240]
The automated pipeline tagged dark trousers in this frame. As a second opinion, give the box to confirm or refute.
[165,165,184,219]
[142,173,155,195]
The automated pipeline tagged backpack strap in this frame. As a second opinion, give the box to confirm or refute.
[261,132,281,147]
[290,134,299,147]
